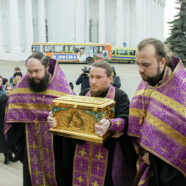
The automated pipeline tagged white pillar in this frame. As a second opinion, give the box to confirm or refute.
[156,0,158,38]
[130,0,136,47]
[116,0,123,46]
[123,0,130,47]
[152,0,156,36]
[141,0,146,39]
[38,0,46,42]
[25,0,33,52]
[85,0,90,42]
[161,2,165,40]
[9,0,21,52]
[135,0,143,45]
[99,0,105,43]
[0,1,4,52]
[149,0,153,37]
[75,0,86,42]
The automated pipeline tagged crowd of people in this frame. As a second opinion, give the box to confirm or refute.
[0,38,185,186]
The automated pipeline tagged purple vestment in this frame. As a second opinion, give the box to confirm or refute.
[5,59,73,185]
[73,85,127,186]
[128,58,186,185]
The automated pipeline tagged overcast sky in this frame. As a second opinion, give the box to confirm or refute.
[164,0,180,39]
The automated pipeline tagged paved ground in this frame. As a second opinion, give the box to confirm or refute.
[0,60,141,185]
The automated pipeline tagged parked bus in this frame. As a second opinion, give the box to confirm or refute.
[111,47,136,63]
[32,42,112,63]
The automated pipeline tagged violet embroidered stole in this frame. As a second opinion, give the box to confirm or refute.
[128,59,186,185]
[73,85,115,186]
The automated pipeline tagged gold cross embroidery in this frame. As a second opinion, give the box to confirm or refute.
[30,142,37,151]
[143,135,149,142]
[116,120,121,126]
[95,164,101,172]
[92,180,100,186]
[45,147,50,154]
[77,176,84,183]
[160,146,167,155]
[47,173,52,179]
[178,159,186,165]
[79,148,87,157]
[95,151,103,160]
[33,169,41,177]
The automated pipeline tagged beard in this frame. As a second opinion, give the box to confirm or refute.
[146,65,162,86]
[90,87,108,97]
[28,71,50,92]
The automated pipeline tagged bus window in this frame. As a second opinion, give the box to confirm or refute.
[120,50,125,55]
[124,50,128,55]
[44,45,54,52]
[99,46,104,53]
[112,50,115,55]
[69,45,74,52]
[64,45,69,52]
[32,45,40,52]
[55,45,64,52]
[95,46,99,53]
[129,50,135,55]
[116,50,119,55]
[75,46,82,53]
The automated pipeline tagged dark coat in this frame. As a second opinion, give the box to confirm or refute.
[0,93,8,153]
[76,73,90,92]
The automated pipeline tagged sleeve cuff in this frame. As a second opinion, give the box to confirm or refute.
[109,118,125,131]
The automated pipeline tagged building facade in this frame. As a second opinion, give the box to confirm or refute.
[0,0,165,60]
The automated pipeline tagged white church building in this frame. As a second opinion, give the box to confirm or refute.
[0,0,165,60]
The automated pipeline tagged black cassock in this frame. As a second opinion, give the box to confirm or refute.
[0,94,8,153]
[58,87,137,186]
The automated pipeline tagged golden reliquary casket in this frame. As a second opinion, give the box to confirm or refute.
[49,94,115,143]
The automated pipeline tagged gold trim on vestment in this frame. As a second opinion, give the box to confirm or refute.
[26,124,33,184]
[8,103,52,111]
[138,173,152,186]
[133,90,185,118]
[140,143,186,177]
[133,143,140,186]
[130,108,186,147]
[10,88,67,98]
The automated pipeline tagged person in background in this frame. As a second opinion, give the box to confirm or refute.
[76,66,90,92]
[112,66,121,88]
[4,52,73,186]
[0,75,4,96]
[78,47,86,62]
[128,38,185,186]
[0,83,13,165]
[9,66,21,84]
[3,78,8,86]
[12,72,22,87]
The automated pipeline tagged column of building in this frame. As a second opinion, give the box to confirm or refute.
[98,0,105,43]
[38,0,46,42]
[123,0,130,47]
[149,0,154,37]
[159,1,165,41]
[135,0,144,46]
[75,0,86,42]
[25,0,33,53]
[85,0,90,42]
[130,0,136,47]
[9,0,21,53]
[116,0,124,46]
[0,0,4,53]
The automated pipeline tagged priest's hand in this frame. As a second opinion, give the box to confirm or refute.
[47,112,57,128]
[95,118,111,137]
[142,152,150,165]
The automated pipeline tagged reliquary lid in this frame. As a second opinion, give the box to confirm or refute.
[52,94,115,110]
